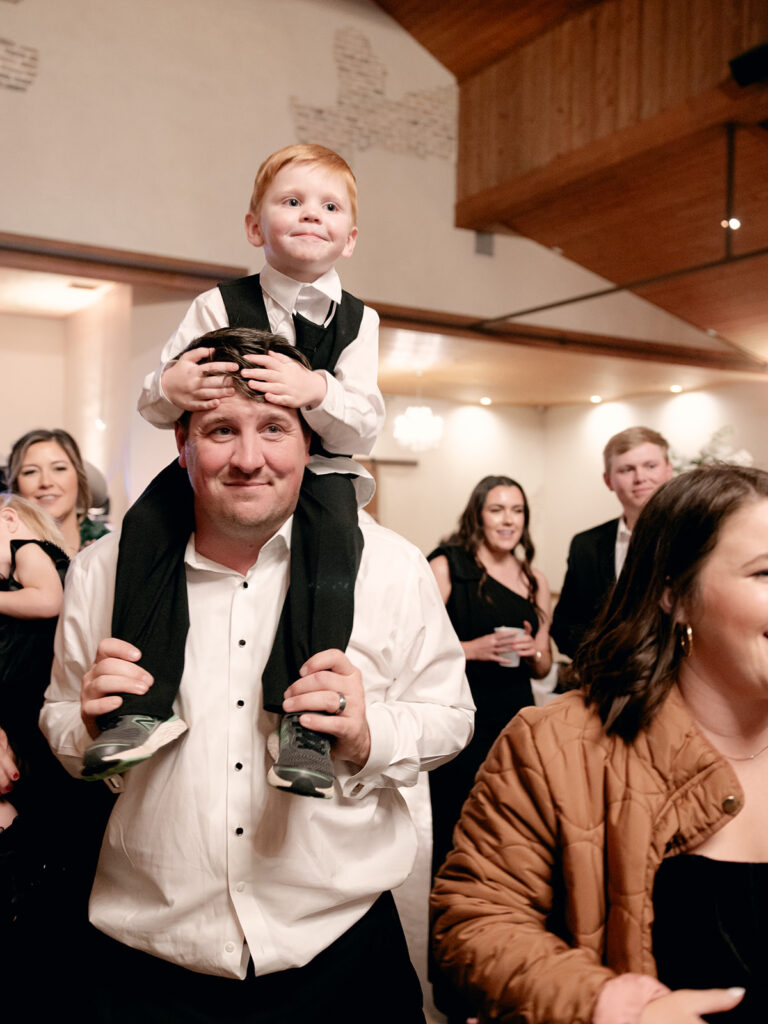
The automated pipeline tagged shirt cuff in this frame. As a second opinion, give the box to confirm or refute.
[336,702,413,799]
[301,374,344,436]
[592,974,671,1024]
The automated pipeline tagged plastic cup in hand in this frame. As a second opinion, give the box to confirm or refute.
[494,626,524,667]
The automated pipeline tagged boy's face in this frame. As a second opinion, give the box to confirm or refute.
[245,162,358,283]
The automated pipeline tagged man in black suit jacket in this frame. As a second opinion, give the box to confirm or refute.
[551,426,673,658]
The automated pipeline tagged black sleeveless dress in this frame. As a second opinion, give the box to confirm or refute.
[653,854,768,1022]
[0,540,115,1002]
[427,544,539,875]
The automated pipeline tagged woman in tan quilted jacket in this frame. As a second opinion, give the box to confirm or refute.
[432,464,768,1024]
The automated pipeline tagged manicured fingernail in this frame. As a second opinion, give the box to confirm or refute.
[728,988,746,997]
[11,772,19,781]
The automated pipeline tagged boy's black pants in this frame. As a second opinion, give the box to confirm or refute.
[102,460,362,729]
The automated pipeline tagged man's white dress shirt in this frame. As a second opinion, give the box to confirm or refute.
[137,264,383,504]
[41,517,472,978]
[614,517,632,578]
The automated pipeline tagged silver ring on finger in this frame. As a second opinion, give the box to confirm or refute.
[335,693,347,715]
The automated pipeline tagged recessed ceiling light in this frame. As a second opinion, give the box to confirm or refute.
[69,281,99,290]
[590,395,602,404]
[670,384,683,393]
[480,396,492,406]
[720,217,741,230]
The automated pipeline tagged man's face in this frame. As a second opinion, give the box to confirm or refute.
[245,162,358,283]
[175,394,309,549]
[604,442,673,523]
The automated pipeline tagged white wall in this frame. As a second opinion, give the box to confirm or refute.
[3,0,721,341]
[372,395,545,555]
[0,313,66,460]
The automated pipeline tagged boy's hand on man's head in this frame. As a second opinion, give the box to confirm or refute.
[161,347,238,412]
[242,352,327,410]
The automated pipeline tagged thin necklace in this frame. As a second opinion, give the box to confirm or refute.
[723,741,768,762]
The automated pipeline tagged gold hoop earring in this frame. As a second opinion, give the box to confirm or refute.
[678,624,693,658]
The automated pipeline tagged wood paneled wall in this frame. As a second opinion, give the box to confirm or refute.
[457,0,768,204]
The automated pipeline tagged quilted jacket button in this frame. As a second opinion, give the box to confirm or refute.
[722,795,740,815]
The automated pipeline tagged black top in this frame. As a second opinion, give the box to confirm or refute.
[0,539,68,770]
[0,540,115,982]
[653,854,768,1022]
[427,543,538,874]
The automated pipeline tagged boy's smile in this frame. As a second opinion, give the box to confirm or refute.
[245,162,358,283]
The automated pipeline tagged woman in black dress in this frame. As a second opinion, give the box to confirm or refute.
[427,475,552,1023]
[0,494,112,1015]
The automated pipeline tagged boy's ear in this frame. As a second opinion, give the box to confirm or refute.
[245,212,265,248]
[340,226,358,260]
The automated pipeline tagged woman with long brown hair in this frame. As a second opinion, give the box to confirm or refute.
[428,475,552,1024]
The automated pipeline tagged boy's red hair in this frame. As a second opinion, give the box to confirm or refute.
[248,144,358,224]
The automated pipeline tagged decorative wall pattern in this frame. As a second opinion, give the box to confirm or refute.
[0,36,37,90]
[291,27,456,161]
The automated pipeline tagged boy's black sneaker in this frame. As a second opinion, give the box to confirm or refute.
[267,713,334,799]
[81,714,188,781]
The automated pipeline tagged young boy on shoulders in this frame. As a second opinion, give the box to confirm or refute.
[139,144,382,465]
[82,145,384,800]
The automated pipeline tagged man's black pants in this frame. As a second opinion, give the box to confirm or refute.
[89,891,425,1023]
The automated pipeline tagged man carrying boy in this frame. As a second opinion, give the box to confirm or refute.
[41,328,473,1023]
[83,145,383,797]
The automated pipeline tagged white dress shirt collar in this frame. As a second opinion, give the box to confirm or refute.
[183,516,293,575]
[259,264,341,325]
[615,517,633,579]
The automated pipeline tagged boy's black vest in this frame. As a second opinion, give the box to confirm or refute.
[218,274,364,458]
[218,273,363,377]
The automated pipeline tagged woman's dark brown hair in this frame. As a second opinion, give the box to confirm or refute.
[573,463,768,740]
[445,474,539,609]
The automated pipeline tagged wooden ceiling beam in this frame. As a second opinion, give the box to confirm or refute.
[456,80,768,230]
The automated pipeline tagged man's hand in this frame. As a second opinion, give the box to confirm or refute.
[0,727,19,792]
[161,348,238,411]
[282,649,370,768]
[81,638,153,738]
[242,352,327,409]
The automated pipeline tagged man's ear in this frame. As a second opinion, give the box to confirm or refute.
[245,212,265,248]
[603,471,614,493]
[174,422,188,467]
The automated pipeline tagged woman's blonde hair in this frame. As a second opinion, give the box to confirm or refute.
[7,428,91,520]
[1,493,68,550]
